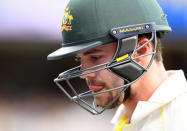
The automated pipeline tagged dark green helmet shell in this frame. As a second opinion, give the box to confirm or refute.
[48,0,171,60]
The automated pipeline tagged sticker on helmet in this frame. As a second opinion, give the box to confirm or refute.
[61,6,74,32]
[119,26,144,33]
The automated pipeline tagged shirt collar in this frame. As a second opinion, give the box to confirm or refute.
[111,70,187,124]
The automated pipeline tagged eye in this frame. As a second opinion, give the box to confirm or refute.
[90,56,101,61]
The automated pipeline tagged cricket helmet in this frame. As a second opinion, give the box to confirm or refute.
[47,0,171,115]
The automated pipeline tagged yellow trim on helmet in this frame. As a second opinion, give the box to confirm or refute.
[116,54,129,62]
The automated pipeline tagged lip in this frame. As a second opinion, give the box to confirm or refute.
[89,85,104,93]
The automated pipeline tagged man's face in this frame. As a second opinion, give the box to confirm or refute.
[77,43,124,108]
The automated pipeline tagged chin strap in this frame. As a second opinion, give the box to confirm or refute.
[123,85,131,102]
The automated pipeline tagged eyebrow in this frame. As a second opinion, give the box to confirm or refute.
[76,48,103,58]
[83,49,103,55]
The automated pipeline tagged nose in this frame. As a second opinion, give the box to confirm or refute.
[80,66,96,79]
[79,56,97,79]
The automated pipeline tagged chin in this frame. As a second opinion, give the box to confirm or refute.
[95,92,124,109]
[94,98,116,109]
[94,95,109,107]
[96,99,122,109]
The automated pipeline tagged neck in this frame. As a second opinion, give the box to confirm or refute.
[123,61,168,121]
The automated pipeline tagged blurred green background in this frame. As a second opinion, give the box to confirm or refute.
[0,0,187,130]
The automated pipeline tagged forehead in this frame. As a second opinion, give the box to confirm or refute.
[77,42,117,56]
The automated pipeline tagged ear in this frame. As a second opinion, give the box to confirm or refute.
[134,37,152,59]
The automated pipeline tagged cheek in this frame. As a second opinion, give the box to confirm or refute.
[109,74,124,88]
[97,69,124,87]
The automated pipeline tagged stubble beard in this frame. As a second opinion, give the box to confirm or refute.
[86,78,124,109]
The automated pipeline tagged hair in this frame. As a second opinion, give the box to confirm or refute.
[138,32,163,62]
